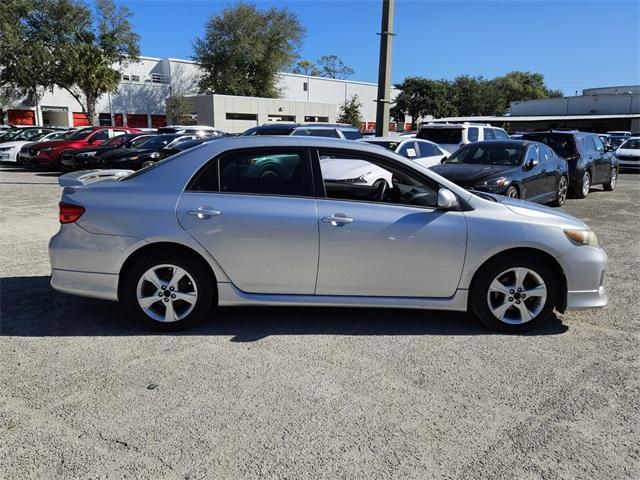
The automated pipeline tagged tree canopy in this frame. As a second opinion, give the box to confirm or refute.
[193,2,305,97]
[337,95,362,127]
[292,55,354,79]
[391,72,562,129]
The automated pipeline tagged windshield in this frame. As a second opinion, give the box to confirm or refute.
[364,140,400,152]
[134,134,179,149]
[620,138,640,149]
[67,127,95,140]
[522,133,576,158]
[445,143,525,166]
[609,137,627,148]
[417,127,462,144]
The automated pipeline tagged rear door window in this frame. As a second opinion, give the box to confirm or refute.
[467,127,479,142]
[398,142,418,158]
[493,129,510,140]
[483,128,495,140]
[416,142,438,157]
[90,130,110,141]
[219,149,314,197]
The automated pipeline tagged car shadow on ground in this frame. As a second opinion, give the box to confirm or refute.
[0,276,569,340]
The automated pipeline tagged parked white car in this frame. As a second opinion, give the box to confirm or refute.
[417,122,510,153]
[0,130,67,163]
[362,137,448,168]
[615,137,640,170]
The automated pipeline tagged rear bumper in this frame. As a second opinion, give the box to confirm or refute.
[559,246,608,310]
[50,269,119,301]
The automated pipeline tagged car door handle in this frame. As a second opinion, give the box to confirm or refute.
[188,206,221,219]
[322,214,354,226]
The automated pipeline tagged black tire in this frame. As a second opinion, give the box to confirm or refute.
[603,167,617,191]
[505,185,519,199]
[140,160,155,169]
[121,251,215,331]
[470,254,559,333]
[550,175,568,207]
[573,171,591,199]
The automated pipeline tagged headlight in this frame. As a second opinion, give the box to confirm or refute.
[0,146,14,152]
[150,152,160,159]
[78,151,97,157]
[475,176,507,188]
[564,229,599,247]
[129,155,139,161]
[40,147,54,152]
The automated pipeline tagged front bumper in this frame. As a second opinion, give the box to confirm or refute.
[60,155,98,170]
[559,246,608,310]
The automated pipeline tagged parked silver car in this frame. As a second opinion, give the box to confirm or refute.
[50,137,608,332]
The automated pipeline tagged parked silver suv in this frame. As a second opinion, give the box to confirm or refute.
[417,122,510,153]
[50,137,607,333]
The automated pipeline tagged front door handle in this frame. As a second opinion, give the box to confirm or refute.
[322,213,354,226]
[188,206,221,219]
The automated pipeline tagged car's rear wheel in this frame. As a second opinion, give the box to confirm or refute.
[574,171,591,198]
[122,252,214,331]
[470,254,559,333]
[603,167,617,191]
[505,185,519,199]
[550,175,568,207]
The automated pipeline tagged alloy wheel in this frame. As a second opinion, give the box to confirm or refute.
[136,264,198,323]
[486,267,547,325]
[582,172,591,197]
[610,169,617,189]
[507,187,519,199]
[557,176,568,204]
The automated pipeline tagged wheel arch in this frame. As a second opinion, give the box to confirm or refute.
[468,247,568,312]
[118,242,219,302]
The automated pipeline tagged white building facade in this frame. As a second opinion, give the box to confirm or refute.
[2,56,403,133]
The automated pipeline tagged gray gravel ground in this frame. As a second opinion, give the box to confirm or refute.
[1,167,639,480]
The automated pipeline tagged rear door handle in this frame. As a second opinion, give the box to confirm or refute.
[322,213,354,226]
[188,206,221,219]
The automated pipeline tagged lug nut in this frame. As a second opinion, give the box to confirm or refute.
[161,285,166,290]
[508,297,513,302]
[171,294,176,298]
[521,294,526,298]
[516,300,521,304]
[509,289,514,294]
[158,293,162,297]
[164,298,169,302]
[517,288,522,292]
[169,287,174,291]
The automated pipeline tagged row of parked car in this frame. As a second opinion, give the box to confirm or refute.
[2,121,638,208]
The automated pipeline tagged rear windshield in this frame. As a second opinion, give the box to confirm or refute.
[417,127,462,144]
[364,140,401,151]
[445,143,525,166]
[522,133,576,158]
[240,126,296,136]
[342,130,362,140]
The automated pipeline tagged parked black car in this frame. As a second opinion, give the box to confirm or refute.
[96,134,195,170]
[522,131,618,198]
[60,133,150,170]
[430,140,569,206]
[158,134,231,159]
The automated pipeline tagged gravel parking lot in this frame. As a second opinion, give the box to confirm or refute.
[1,167,639,479]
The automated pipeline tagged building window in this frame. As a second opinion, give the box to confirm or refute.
[122,74,130,81]
[151,73,167,84]
[131,75,140,82]
[303,82,308,92]
[98,113,112,126]
[226,113,258,121]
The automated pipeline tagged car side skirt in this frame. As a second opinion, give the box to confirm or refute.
[217,282,469,311]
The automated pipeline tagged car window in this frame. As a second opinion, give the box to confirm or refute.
[445,143,525,166]
[218,149,314,197]
[319,149,439,208]
[483,128,495,140]
[417,127,463,144]
[525,145,539,163]
[293,128,340,138]
[620,139,640,149]
[398,142,418,158]
[341,130,362,140]
[541,145,554,161]
[90,130,110,141]
[467,127,479,142]
[522,133,577,158]
[493,129,510,140]
[592,136,605,153]
[416,142,437,157]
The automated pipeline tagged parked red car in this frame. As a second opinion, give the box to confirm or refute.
[27,126,141,168]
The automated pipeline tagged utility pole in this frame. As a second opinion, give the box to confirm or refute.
[375,0,395,137]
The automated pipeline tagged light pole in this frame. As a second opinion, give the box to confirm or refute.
[375,0,395,137]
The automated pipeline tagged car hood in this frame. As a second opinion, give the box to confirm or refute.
[100,148,155,161]
[430,163,515,183]
[320,158,382,180]
[32,139,70,150]
[0,140,30,149]
[484,193,587,228]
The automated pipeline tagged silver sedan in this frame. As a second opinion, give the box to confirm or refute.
[49,136,608,332]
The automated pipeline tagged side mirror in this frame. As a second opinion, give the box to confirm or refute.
[87,137,96,144]
[604,144,614,152]
[525,158,539,169]
[440,156,448,164]
[437,188,459,211]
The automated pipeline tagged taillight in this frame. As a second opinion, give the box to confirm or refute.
[59,202,85,224]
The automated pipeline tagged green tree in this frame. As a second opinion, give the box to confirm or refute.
[337,95,362,127]
[0,0,89,122]
[194,2,305,97]
[59,0,140,124]
[390,77,456,129]
[488,71,562,115]
[292,60,320,76]
[316,55,354,79]
[166,95,193,124]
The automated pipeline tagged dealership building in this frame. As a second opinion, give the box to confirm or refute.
[1,56,402,132]
[431,85,640,133]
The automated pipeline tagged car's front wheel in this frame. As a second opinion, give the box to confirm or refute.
[122,252,215,331]
[470,254,559,332]
[505,185,519,199]
[603,167,617,191]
